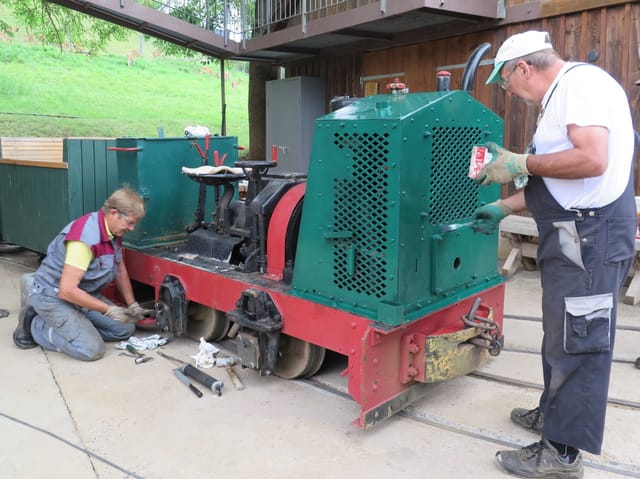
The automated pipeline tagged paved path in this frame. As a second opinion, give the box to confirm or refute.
[0,249,638,479]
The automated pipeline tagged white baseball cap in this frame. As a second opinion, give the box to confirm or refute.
[486,30,554,84]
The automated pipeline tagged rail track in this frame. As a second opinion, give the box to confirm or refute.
[305,367,640,479]
[300,308,640,478]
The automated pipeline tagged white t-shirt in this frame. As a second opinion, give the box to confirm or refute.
[532,62,634,209]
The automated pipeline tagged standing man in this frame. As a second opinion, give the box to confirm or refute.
[473,31,637,478]
[13,186,153,361]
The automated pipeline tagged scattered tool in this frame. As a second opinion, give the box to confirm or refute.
[173,368,203,398]
[439,220,474,233]
[182,363,224,396]
[157,350,191,365]
[224,364,245,391]
[213,355,245,390]
[123,344,153,364]
[158,351,224,396]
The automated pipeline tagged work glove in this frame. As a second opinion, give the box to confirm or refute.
[476,142,529,185]
[472,199,512,235]
[104,305,139,323]
[127,301,156,320]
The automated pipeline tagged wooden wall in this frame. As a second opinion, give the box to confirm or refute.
[287,2,640,194]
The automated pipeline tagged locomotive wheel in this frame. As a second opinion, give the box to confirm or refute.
[186,303,230,341]
[274,335,326,379]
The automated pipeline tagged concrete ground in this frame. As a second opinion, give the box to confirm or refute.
[0,248,638,479]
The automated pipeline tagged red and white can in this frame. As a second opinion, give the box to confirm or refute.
[468,145,493,179]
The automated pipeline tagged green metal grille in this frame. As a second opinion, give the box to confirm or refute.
[292,90,504,324]
[428,126,485,225]
[332,131,390,298]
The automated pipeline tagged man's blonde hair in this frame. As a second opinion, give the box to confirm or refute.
[102,185,145,219]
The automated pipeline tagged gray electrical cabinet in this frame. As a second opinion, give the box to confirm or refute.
[266,76,326,174]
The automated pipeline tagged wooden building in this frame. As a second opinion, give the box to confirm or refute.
[45,0,640,192]
[285,1,640,193]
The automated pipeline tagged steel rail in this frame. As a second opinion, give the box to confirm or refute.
[303,377,640,478]
[504,313,640,333]
[469,371,640,410]
[501,345,639,367]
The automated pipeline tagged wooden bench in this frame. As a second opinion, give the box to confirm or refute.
[499,214,640,305]
[0,137,66,168]
[499,215,539,276]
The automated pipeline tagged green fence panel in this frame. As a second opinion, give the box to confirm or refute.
[0,138,117,254]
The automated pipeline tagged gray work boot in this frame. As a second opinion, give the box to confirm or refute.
[496,439,583,478]
[511,406,544,433]
[13,306,38,349]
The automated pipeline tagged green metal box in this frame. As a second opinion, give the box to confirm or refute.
[291,91,504,325]
[114,136,238,248]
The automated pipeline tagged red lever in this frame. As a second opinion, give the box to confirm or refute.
[213,151,227,166]
[192,143,207,161]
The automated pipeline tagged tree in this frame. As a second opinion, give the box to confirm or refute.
[149,0,226,58]
[248,61,278,160]
[150,0,279,160]
[0,0,127,54]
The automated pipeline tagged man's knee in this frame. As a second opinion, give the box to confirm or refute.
[76,340,106,361]
[112,322,136,339]
[64,320,107,360]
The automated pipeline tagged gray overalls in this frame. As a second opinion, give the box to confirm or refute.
[525,174,636,453]
[29,211,135,361]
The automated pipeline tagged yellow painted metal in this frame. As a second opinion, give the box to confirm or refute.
[422,327,490,383]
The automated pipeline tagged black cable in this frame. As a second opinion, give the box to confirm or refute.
[0,410,144,478]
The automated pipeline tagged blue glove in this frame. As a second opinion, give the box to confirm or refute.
[476,142,529,185]
[472,200,512,235]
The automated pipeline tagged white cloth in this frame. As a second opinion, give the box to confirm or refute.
[181,165,247,175]
[184,125,210,137]
[191,337,220,368]
[115,334,168,351]
[533,62,634,209]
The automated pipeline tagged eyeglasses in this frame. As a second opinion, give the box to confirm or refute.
[117,211,137,227]
[500,64,518,91]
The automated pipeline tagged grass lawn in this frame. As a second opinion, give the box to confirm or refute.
[0,34,250,148]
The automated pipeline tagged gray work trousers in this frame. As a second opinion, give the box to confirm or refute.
[526,175,637,454]
[29,292,135,361]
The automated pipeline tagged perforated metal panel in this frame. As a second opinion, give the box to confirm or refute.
[292,90,504,325]
[332,132,391,298]
[428,126,485,225]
